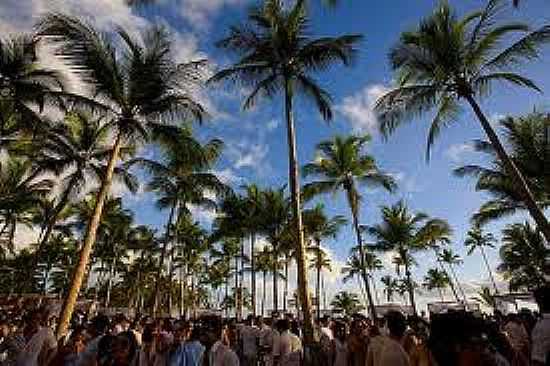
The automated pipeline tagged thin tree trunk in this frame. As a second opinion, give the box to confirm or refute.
[402,249,417,316]
[152,201,177,316]
[371,276,379,305]
[480,246,499,294]
[283,256,289,313]
[433,248,461,302]
[438,288,444,302]
[240,238,245,320]
[346,184,377,319]
[39,176,77,249]
[262,271,266,317]
[251,233,256,317]
[235,255,239,318]
[180,265,184,317]
[322,273,327,313]
[449,264,468,304]
[273,255,279,313]
[284,78,313,344]
[316,239,321,320]
[225,278,229,318]
[55,133,123,339]
[105,256,115,308]
[466,95,550,243]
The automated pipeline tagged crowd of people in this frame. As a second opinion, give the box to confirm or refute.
[1,286,550,366]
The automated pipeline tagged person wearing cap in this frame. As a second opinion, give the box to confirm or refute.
[199,315,239,366]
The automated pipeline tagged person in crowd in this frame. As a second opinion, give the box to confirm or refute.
[13,308,57,366]
[274,319,301,366]
[199,315,239,366]
[378,311,410,366]
[77,314,111,366]
[532,285,550,366]
[50,326,87,366]
[239,316,259,366]
[347,316,368,366]
[331,320,348,366]
[111,332,139,366]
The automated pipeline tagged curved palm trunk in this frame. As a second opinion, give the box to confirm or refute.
[480,246,499,294]
[448,264,468,304]
[346,184,377,319]
[284,78,313,343]
[152,201,177,316]
[250,233,256,317]
[465,95,550,243]
[56,133,123,339]
[433,248,461,302]
[402,249,417,316]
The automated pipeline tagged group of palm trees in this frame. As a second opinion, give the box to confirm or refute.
[0,0,549,346]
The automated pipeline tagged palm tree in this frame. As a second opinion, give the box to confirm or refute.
[211,0,361,341]
[455,113,550,226]
[0,35,67,138]
[498,221,550,291]
[308,246,332,318]
[131,125,225,315]
[20,111,137,252]
[303,204,346,318]
[367,201,441,316]
[303,134,396,319]
[38,15,207,337]
[380,275,399,303]
[255,246,278,317]
[330,291,364,316]
[471,286,497,310]
[374,0,550,242]
[439,248,467,303]
[0,158,53,255]
[465,225,499,294]
[423,268,450,302]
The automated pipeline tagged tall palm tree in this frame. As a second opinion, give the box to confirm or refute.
[465,225,499,294]
[471,286,497,310]
[255,246,278,317]
[423,268,450,302]
[367,201,441,315]
[38,15,207,337]
[498,221,550,291]
[455,113,550,226]
[131,125,225,315]
[438,248,467,303]
[380,275,399,303]
[308,246,332,318]
[342,250,382,306]
[211,0,361,341]
[374,0,550,242]
[0,158,53,255]
[303,134,396,318]
[330,291,364,316]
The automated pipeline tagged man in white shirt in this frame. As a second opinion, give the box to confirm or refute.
[274,319,302,366]
[200,315,239,366]
[240,316,259,366]
[532,286,550,366]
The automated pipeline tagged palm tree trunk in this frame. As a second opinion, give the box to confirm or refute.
[235,255,239,318]
[371,276,379,305]
[448,264,468,304]
[402,249,417,316]
[284,78,313,343]
[465,95,550,242]
[55,133,123,339]
[480,246,499,294]
[240,238,245,320]
[250,233,256,317]
[272,256,278,313]
[283,256,289,313]
[438,288,444,302]
[105,256,115,308]
[39,176,76,248]
[433,248,460,302]
[152,201,177,316]
[322,273,327,312]
[316,265,321,320]
[179,265,184,317]
[346,184,377,319]
[262,270,266,317]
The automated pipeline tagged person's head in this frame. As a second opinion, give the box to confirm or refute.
[91,314,110,337]
[23,309,42,333]
[386,311,407,339]
[245,315,254,326]
[112,331,138,366]
[333,321,347,341]
[199,315,224,348]
[97,335,115,366]
[275,318,290,333]
[173,321,191,344]
[0,315,9,338]
[256,316,264,327]
[319,316,330,328]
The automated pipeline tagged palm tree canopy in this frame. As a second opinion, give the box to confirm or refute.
[498,221,550,291]
[464,224,496,255]
[374,0,550,159]
[455,113,550,225]
[210,0,361,119]
[330,291,364,316]
[423,268,450,291]
[37,14,207,142]
[303,135,396,203]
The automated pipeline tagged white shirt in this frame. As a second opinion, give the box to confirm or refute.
[532,314,550,363]
[278,331,302,366]
[209,341,239,366]
[16,327,57,366]
[378,338,410,366]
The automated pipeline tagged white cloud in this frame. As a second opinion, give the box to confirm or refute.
[445,142,476,163]
[211,168,243,185]
[266,119,280,132]
[179,0,249,30]
[336,84,390,135]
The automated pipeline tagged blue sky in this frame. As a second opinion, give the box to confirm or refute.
[2,0,550,309]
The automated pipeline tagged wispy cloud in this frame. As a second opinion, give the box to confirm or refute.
[445,142,476,163]
[336,84,390,135]
[179,0,249,30]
